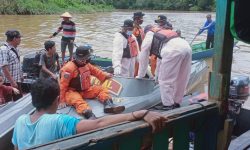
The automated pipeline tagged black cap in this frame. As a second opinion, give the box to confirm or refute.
[5,30,21,39]
[133,12,145,18]
[121,19,134,28]
[155,15,167,23]
[44,40,55,50]
[74,45,92,60]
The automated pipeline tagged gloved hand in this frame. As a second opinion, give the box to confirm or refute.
[114,67,121,75]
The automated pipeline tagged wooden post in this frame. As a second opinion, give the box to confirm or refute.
[209,0,234,115]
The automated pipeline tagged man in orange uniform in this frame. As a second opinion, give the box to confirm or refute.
[60,45,125,119]
[133,12,145,76]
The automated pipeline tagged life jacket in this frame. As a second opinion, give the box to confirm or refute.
[69,65,91,91]
[150,28,178,59]
[120,32,138,58]
[133,26,145,48]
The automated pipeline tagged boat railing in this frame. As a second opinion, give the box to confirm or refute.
[30,101,219,150]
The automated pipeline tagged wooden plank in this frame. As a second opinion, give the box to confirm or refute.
[30,102,218,150]
[194,117,205,150]
[173,120,189,150]
[119,135,142,150]
[209,0,234,114]
[153,128,169,150]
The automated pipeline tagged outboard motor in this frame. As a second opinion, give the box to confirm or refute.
[229,75,249,99]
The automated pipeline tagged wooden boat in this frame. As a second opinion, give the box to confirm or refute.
[0,59,209,150]
[191,42,214,60]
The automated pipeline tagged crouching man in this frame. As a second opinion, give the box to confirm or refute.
[60,45,125,119]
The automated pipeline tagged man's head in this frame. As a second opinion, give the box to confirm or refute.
[155,15,167,26]
[60,12,72,21]
[176,29,182,37]
[31,78,60,113]
[206,14,212,21]
[133,12,144,25]
[121,19,134,36]
[5,30,21,47]
[74,45,92,67]
[44,40,56,54]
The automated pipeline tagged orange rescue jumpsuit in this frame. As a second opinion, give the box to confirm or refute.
[60,61,111,114]
[133,25,145,76]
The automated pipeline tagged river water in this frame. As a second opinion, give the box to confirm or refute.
[0,10,249,83]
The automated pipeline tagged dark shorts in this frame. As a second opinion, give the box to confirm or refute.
[61,40,74,52]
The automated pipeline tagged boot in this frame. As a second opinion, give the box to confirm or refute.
[82,109,97,119]
[104,99,125,114]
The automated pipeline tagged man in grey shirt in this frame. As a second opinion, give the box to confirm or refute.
[39,41,60,79]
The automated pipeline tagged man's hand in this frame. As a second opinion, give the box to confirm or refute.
[12,87,20,95]
[114,67,121,75]
[49,35,54,38]
[143,111,167,133]
[70,40,74,43]
[58,102,67,109]
[106,73,113,79]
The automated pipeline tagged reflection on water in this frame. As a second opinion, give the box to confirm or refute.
[0,11,249,81]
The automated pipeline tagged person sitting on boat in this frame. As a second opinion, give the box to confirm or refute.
[60,45,125,119]
[12,78,167,150]
[0,73,20,105]
[137,24,192,110]
[49,12,76,64]
[112,19,140,77]
[39,40,60,79]
[133,12,145,77]
[198,14,215,49]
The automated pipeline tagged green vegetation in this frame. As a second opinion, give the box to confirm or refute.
[0,0,215,15]
[113,0,216,11]
[0,0,113,15]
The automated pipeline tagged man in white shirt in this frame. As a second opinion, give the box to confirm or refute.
[137,25,192,110]
[112,19,139,77]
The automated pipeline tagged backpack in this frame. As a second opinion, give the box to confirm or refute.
[230,0,250,43]
[22,49,46,77]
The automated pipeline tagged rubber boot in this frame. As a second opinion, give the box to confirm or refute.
[104,99,125,114]
[82,109,97,119]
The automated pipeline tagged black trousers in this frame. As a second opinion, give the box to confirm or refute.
[206,35,214,49]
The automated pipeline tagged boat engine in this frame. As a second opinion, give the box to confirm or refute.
[229,75,249,99]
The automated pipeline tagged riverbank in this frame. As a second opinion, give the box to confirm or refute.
[0,0,114,15]
[0,0,215,15]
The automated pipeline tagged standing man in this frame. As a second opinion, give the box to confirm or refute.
[50,12,76,63]
[198,14,215,49]
[60,45,125,119]
[39,40,60,79]
[0,30,23,101]
[133,12,145,77]
[137,25,192,110]
[112,19,139,77]
[155,15,173,30]
[133,12,145,48]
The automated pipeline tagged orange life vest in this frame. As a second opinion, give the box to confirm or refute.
[133,27,145,48]
[69,66,91,91]
[150,28,178,59]
[120,32,138,58]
